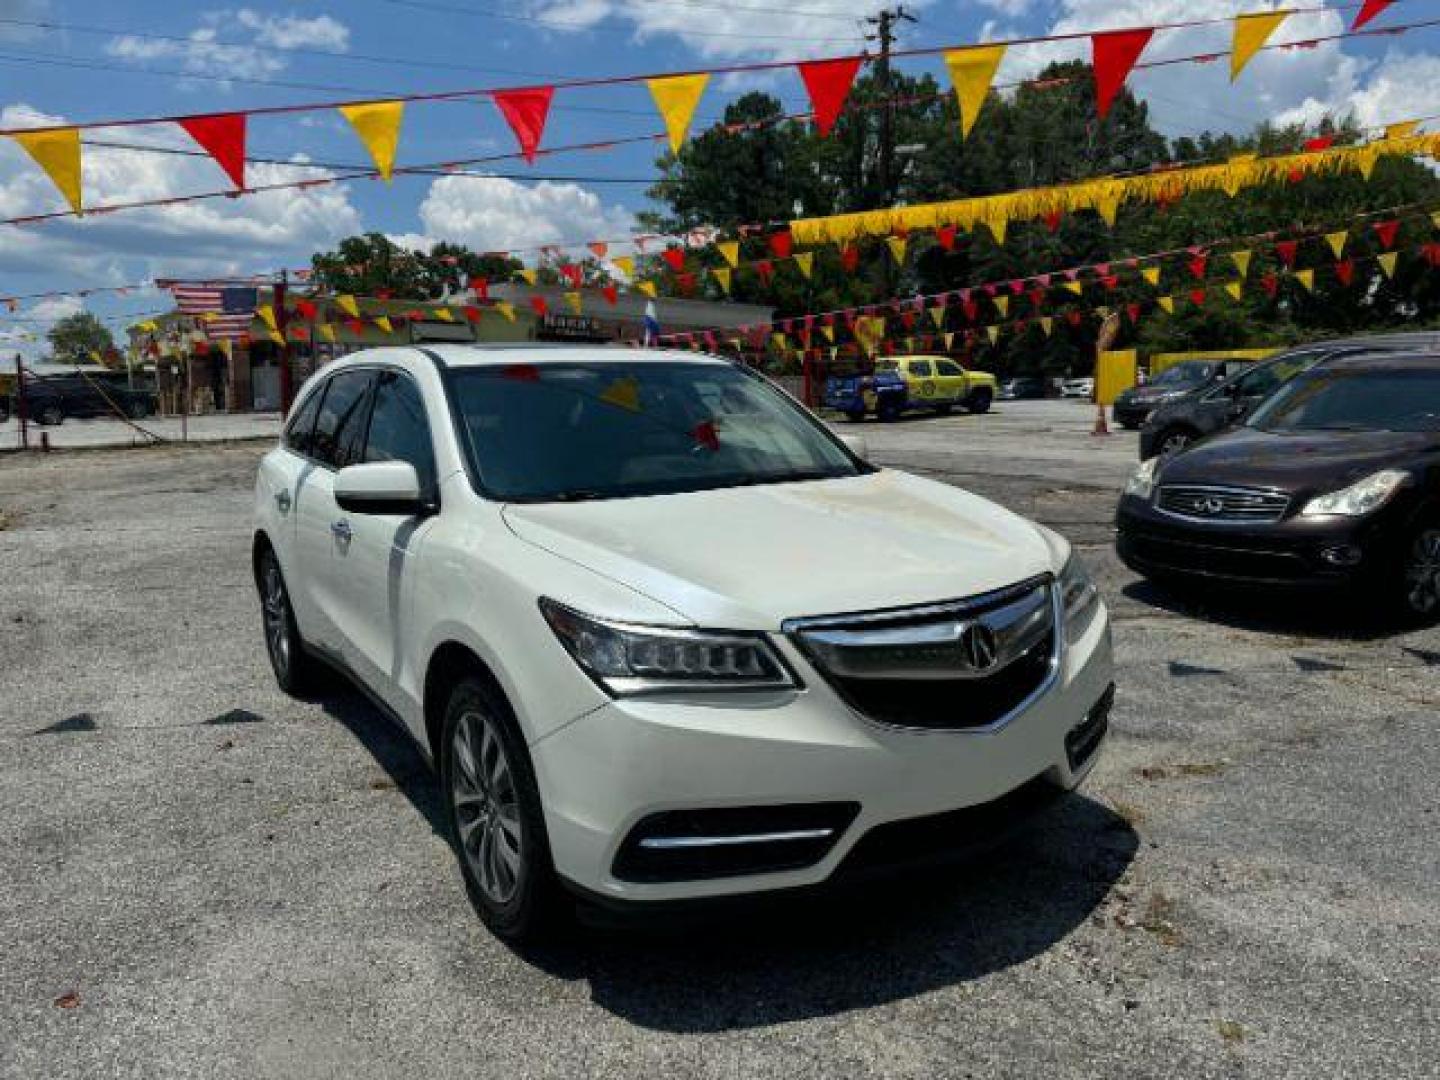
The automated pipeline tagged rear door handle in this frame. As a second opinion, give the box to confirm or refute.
[275,490,291,514]
[330,519,352,541]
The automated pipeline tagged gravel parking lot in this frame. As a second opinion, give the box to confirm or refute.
[2,399,1436,1079]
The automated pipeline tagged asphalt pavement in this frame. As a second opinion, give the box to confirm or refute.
[1,399,1436,1079]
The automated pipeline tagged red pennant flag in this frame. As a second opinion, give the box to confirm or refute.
[797,56,863,137]
[936,225,957,251]
[601,285,618,305]
[295,299,317,320]
[1066,310,1083,327]
[1094,262,1111,277]
[900,312,917,330]
[463,306,482,323]
[1423,243,1440,268]
[1100,274,1119,291]
[1260,273,1280,298]
[345,318,364,335]
[1275,240,1299,267]
[1303,135,1335,152]
[768,231,793,259]
[1028,287,1046,309]
[1092,28,1153,118]
[1373,219,1400,249]
[1187,254,1207,279]
[1189,288,1207,306]
[493,86,554,163]
[1334,259,1355,286]
[1043,210,1063,233]
[1353,0,1395,30]
[1035,274,1051,288]
[1126,302,1142,323]
[675,271,697,295]
[755,259,774,284]
[194,340,210,357]
[178,112,247,190]
[1287,167,1305,184]
[588,241,608,259]
[661,247,686,272]
[560,263,583,288]
[983,284,999,298]
[529,296,548,317]
[471,277,489,300]
[840,245,860,272]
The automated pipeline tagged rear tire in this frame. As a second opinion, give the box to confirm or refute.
[877,397,902,422]
[845,409,866,423]
[126,399,149,420]
[965,389,992,414]
[38,403,63,426]
[935,403,953,416]
[257,547,319,696]
[441,677,566,945]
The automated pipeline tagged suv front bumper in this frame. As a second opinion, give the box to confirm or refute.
[530,601,1113,903]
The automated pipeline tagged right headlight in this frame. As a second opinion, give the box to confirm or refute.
[1300,469,1409,518]
[1124,457,1158,499]
[539,599,797,697]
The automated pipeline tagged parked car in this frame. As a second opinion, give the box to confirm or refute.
[1139,334,1440,459]
[21,373,155,425]
[1111,359,1250,429]
[1061,377,1094,399]
[254,346,1114,941]
[1116,350,1440,619]
[998,375,1049,400]
[824,355,996,421]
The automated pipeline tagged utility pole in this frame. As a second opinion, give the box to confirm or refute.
[865,6,916,299]
[274,269,293,415]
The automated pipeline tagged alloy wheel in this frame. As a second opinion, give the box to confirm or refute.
[1403,528,1440,615]
[451,710,524,905]
[261,559,291,677]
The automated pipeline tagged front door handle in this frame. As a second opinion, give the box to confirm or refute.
[275,489,291,514]
[330,519,352,541]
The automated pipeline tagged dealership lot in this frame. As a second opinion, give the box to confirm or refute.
[1,399,1436,1079]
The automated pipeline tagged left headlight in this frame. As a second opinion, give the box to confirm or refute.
[1059,553,1101,640]
[1124,457,1159,499]
[1300,469,1409,518]
[539,598,797,697]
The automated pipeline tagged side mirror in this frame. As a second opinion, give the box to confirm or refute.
[839,433,869,460]
[334,461,429,516]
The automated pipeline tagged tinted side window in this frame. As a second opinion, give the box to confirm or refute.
[935,360,962,376]
[364,371,437,493]
[311,370,374,468]
[283,383,326,457]
[909,360,933,377]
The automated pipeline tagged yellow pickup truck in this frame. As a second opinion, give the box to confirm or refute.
[825,355,998,421]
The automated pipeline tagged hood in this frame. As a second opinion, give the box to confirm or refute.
[502,470,1056,630]
[1121,384,1197,406]
[1158,426,1438,492]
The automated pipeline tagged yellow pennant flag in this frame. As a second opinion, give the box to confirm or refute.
[985,215,1008,246]
[717,241,740,268]
[518,268,538,286]
[943,332,955,350]
[1357,147,1380,180]
[1230,250,1252,278]
[854,316,885,354]
[887,235,908,265]
[986,325,999,345]
[14,127,83,213]
[320,323,337,342]
[1096,195,1120,227]
[1039,316,1053,337]
[929,306,946,329]
[1385,120,1420,140]
[648,74,709,154]
[494,301,516,322]
[257,304,278,332]
[1063,280,1084,296]
[1141,266,1160,287]
[1431,210,1440,231]
[821,324,835,343]
[563,291,582,315]
[1294,269,1315,292]
[1231,11,1289,82]
[771,332,788,353]
[1158,296,1175,313]
[434,307,455,322]
[793,251,814,279]
[611,255,635,277]
[711,266,732,294]
[339,101,404,182]
[1325,231,1348,258]
[599,377,641,412]
[994,295,1010,317]
[944,44,1007,139]
[269,330,285,346]
[336,294,360,319]
[1378,251,1399,278]
[1224,280,1244,301]
[137,320,158,332]
[374,316,394,334]
[636,280,658,297]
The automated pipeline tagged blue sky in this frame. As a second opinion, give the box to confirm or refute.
[2,0,1438,356]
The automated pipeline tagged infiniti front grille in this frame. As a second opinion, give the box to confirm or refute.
[1157,484,1290,523]
[783,576,1058,732]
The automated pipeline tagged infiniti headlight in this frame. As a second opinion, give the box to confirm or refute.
[539,599,796,696]
[1300,469,1409,518]
[1124,457,1159,499]
[1059,554,1100,639]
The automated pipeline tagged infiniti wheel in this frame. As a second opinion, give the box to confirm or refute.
[1402,527,1440,619]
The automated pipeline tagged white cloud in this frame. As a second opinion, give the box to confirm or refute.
[0,105,363,284]
[105,8,349,84]
[976,0,1038,16]
[401,174,637,255]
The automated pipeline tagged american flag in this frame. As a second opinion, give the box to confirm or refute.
[163,282,259,341]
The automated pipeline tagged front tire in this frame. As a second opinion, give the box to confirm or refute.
[441,677,564,944]
[257,547,319,696]
[845,409,866,423]
[876,396,902,422]
[1398,524,1440,623]
[965,389,992,414]
[126,399,150,420]
[38,403,64,426]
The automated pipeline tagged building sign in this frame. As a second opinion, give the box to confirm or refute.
[540,313,604,340]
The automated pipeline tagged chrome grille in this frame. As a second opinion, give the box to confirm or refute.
[1157,484,1290,523]
[783,577,1058,732]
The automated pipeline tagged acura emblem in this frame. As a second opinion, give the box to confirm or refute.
[960,623,1000,671]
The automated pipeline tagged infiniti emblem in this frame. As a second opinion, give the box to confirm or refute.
[960,622,1000,671]
[1193,496,1225,515]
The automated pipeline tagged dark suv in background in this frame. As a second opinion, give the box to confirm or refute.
[14,373,156,426]
[1111,359,1249,430]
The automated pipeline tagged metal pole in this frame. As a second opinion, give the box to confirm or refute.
[15,353,28,452]
[275,271,293,415]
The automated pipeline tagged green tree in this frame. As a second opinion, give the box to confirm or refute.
[47,311,115,364]
[309,233,521,299]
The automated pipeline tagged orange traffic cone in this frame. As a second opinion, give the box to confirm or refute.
[1092,402,1110,436]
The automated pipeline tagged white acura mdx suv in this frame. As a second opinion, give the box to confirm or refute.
[253,345,1113,941]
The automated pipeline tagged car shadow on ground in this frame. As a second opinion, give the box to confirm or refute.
[1119,578,1416,643]
[529,794,1137,1032]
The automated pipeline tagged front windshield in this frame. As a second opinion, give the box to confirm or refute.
[449,360,864,502]
[1151,361,1214,386]
[1247,368,1440,432]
